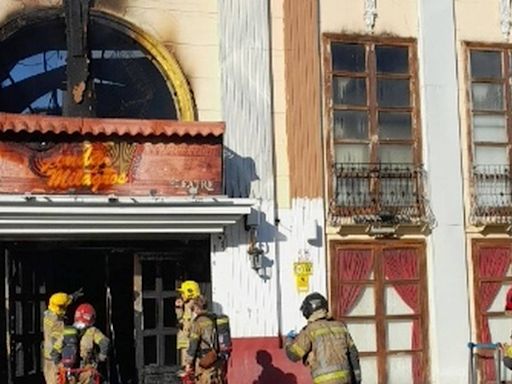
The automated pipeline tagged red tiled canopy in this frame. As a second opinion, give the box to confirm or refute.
[0,113,224,137]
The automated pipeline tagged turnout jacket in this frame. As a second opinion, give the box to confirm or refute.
[185,312,217,365]
[51,326,110,365]
[79,326,110,364]
[43,310,64,360]
[285,310,361,384]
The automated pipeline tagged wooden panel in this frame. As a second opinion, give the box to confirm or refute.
[283,0,323,198]
[0,137,222,195]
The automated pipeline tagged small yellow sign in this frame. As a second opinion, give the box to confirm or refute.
[296,275,310,292]
[294,261,313,292]
[294,261,313,276]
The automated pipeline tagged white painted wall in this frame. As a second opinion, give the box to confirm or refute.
[418,1,470,383]
[277,199,327,334]
[214,0,278,337]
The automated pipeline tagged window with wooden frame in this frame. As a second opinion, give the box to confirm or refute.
[467,46,512,222]
[472,240,512,382]
[330,242,429,384]
[324,36,425,222]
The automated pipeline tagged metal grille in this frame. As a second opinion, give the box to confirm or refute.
[330,163,435,227]
[470,165,512,225]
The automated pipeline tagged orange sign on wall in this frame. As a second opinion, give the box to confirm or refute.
[0,138,222,196]
[0,113,224,196]
[32,142,129,192]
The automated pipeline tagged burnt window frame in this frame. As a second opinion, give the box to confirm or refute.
[329,240,430,384]
[323,35,423,206]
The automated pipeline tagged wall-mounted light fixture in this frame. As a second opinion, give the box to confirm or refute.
[245,208,265,273]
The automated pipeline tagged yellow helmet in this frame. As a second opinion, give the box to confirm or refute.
[178,280,201,300]
[48,292,72,316]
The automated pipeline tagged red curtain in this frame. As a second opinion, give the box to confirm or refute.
[383,248,421,384]
[332,248,374,317]
[477,247,511,381]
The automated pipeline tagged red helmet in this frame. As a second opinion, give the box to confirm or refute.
[74,303,96,327]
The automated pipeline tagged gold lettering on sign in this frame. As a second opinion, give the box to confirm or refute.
[35,142,128,192]
[169,179,215,192]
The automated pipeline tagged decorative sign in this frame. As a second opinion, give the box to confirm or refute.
[294,261,313,293]
[30,142,130,192]
[0,138,222,196]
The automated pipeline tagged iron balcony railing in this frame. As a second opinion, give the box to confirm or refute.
[470,164,512,225]
[330,163,435,227]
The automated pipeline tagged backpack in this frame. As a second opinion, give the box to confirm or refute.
[214,314,232,357]
[60,326,79,368]
[199,313,232,358]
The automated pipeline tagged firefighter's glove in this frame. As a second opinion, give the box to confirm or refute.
[98,353,107,363]
[286,330,298,340]
[70,287,84,302]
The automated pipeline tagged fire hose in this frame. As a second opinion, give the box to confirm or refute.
[57,366,101,384]
[178,369,195,384]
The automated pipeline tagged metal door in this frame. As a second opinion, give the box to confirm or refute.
[134,254,180,384]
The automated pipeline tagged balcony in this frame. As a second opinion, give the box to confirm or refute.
[470,165,512,226]
[330,163,435,232]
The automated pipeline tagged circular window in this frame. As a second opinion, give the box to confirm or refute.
[0,12,189,120]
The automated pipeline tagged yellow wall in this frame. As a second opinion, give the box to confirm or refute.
[455,1,503,42]
[270,0,290,209]
[320,0,418,37]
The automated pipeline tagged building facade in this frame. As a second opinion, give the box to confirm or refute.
[0,0,510,383]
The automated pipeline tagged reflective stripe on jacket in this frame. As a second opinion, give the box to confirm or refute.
[285,310,361,384]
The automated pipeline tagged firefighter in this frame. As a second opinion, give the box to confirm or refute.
[285,292,361,384]
[51,303,109,384]
[73,303,109,384]
[43,290,83,384]
[176,280,202,366]
[184,295,222,384]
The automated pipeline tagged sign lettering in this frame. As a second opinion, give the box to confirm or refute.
[169,178,215,193]
[33,142,128,192]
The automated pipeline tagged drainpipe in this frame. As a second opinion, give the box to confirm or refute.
[265,0,284,346]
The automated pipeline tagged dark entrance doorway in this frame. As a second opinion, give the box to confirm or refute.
[3,237,211,384]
